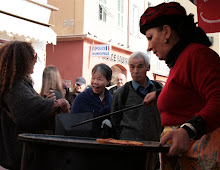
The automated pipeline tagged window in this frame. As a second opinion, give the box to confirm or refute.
[131,5,139,36]
[117,0,124,28]
[99,0,107,22]
[165,65,170,76]
[156,60,161,73]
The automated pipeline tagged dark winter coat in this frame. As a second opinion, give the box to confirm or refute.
[70,87,112,137]
[0,77,54,170]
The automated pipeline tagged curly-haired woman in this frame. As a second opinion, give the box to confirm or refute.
[0,41,70,170]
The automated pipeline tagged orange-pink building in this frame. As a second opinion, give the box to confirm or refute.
[46,0,177,90]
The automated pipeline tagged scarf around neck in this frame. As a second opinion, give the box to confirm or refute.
[165,40,190,68]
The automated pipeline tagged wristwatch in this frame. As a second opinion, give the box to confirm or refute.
[180,123,197,140]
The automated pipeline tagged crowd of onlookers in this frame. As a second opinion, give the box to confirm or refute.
[0,40,162,170]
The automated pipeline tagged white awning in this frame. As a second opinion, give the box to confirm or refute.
[0,13,56,44]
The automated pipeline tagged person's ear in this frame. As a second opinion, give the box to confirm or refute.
[163,25,172,40]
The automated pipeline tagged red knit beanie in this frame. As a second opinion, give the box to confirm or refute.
[140,2,186,35]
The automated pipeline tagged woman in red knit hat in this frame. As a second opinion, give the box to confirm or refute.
[141,2,220,169]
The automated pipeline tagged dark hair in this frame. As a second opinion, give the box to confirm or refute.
[148,14,211,47]
[0,41,37,93]
[92,63,112,82]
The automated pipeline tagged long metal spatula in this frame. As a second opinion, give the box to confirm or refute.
[71,103,144,128]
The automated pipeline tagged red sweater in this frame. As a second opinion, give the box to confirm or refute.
[158,43,220,133]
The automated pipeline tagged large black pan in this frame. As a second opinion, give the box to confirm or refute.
[18,133,170,170]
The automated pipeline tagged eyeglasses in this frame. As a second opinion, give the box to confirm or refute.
[75,84,81,86]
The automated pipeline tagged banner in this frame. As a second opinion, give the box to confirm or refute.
[91,44,111,57]
[197,0,220,33]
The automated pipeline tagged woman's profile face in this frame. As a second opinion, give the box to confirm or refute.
[91,70,109,97]
[145,27,172,60]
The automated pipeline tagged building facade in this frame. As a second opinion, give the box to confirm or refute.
[47,0,220,90]
[47,0,156,90]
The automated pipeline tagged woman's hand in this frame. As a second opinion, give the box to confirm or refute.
[160,128,190,156]
[50,99,70,116]
[57,99,70,113]
[143,91,157,106]
[44,90,56,100]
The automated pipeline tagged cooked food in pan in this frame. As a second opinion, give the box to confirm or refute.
[96,138,144,146]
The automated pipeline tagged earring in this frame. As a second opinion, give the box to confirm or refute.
[164,39,168,44]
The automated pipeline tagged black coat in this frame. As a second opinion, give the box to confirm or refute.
[0,77,54,170]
